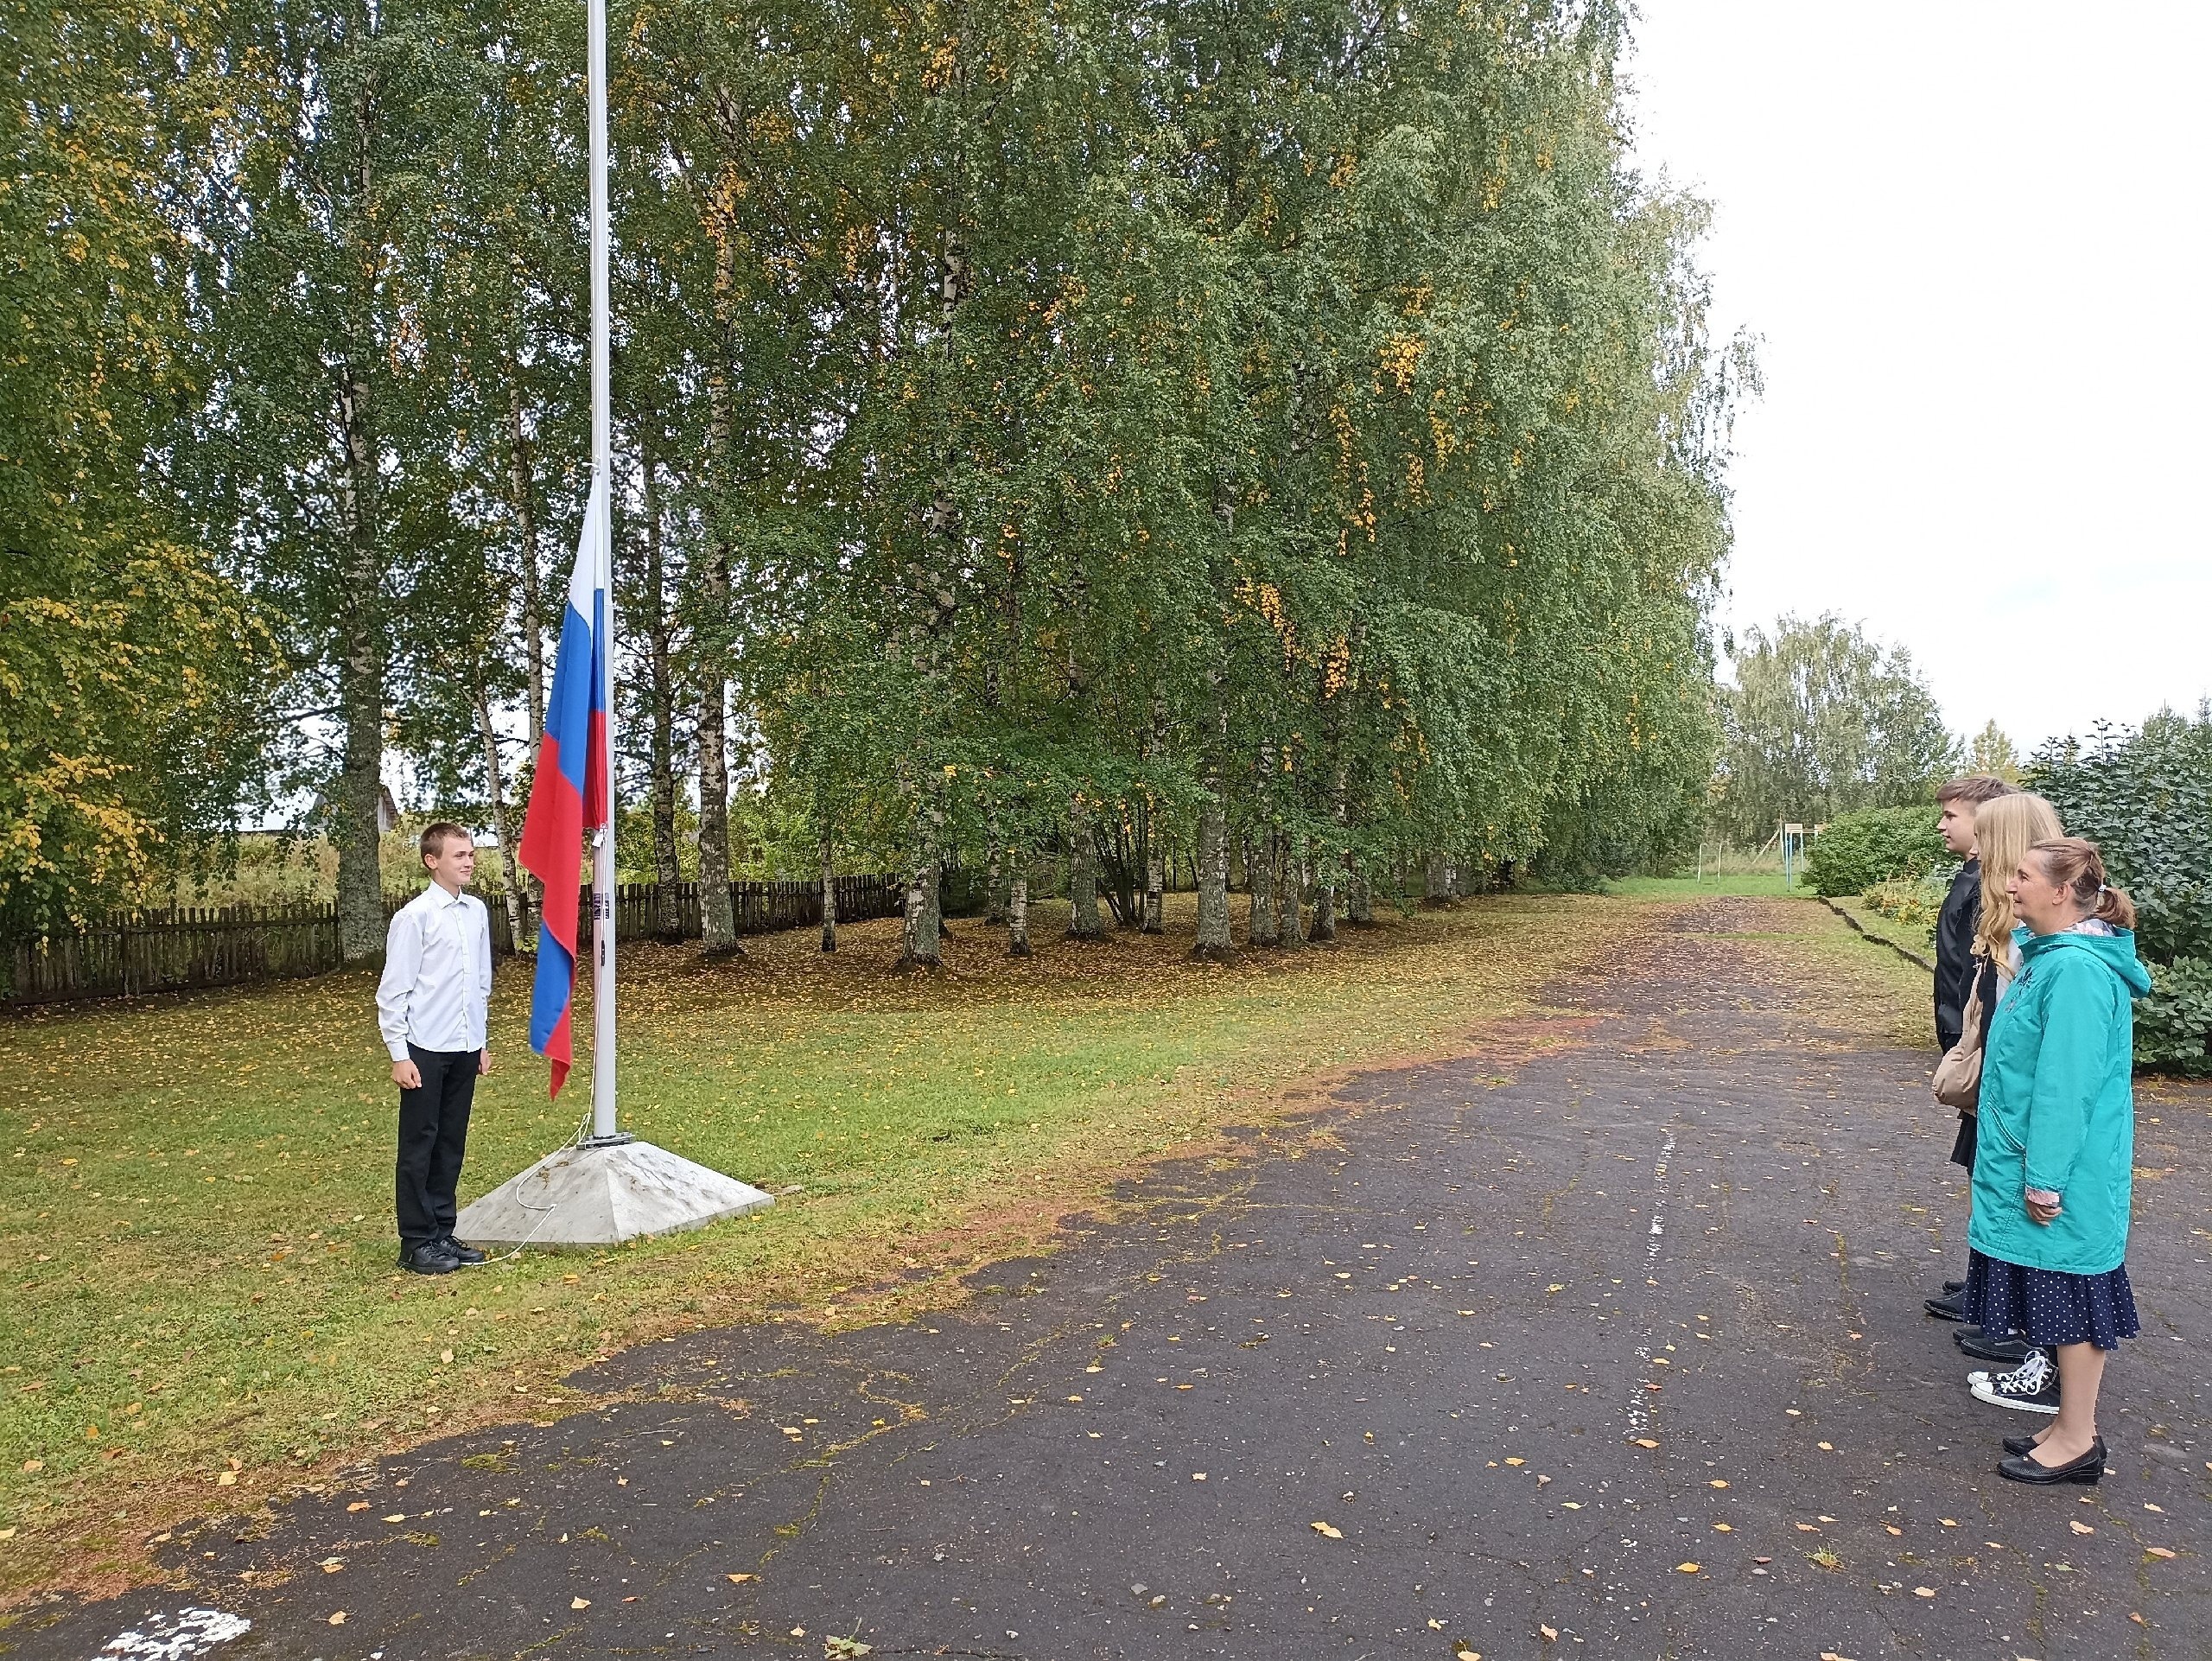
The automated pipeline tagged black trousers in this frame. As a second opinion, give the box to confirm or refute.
[397,1044,479,1247]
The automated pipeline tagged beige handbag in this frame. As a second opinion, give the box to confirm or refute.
[1933,959,1992,1111]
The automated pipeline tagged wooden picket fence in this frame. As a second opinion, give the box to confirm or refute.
[3,875,911,1007]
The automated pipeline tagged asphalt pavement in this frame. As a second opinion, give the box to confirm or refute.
[19,897,2212,1660]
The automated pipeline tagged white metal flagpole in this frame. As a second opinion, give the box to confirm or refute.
[450,0,772,1246]
[586,0,620,1143]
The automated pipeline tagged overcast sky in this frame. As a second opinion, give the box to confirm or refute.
[1622,3,2212,753]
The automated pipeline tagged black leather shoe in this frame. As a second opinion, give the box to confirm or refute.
[1957,1327,2034,1365]
[1924,1291,1968,1321]
[1999,1437,2106,1485]
[440,1235,489,1265]
[399,1239,462,1276]
[2003,1432,2045,1457]
[1942,1279,1966,1295]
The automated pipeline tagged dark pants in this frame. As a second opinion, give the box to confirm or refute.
[397,1044,479,1248]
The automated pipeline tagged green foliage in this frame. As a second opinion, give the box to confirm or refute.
[1861,872,1946,941]
[1966,719,2021,783]
[0,3,277,933]
[1713,614,1958,846]
[2029,710,2212,1072]
[1802,806,1949,897]
[38,0,1737,922]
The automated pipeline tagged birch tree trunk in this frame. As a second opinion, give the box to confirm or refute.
[334,354,385,964]
[696,232,740,955]
[472,676,529,950]
[1007,866,1031,958]
[1275,833,1306,950]
[1143,833,1165,933]
[1246,831,1280,946]
[818,830,838,953]
[984,816,1007,925]
[1192,793,1231,958]
[508,370,545,750]
[1311,851,1337,942]
[639,430,684,941]
[1346,854,1374,925]
[1065,796,1104,939]
[697,671,738,952]
[899,835,943,967]
[1423,851,1454,908]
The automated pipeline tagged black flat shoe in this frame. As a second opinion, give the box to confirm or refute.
[2003,1432,2045,1457]
[440,1235,489,1265]
[1999,1437,2106,1486]
[1924,1291,1968,1321]
[1957,1327,2034,1364]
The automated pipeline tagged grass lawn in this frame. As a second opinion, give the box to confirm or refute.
[1,889,1736,1599]
[1605,872,1802,900]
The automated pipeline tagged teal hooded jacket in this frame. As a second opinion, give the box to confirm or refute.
[1967,926,2152,1276]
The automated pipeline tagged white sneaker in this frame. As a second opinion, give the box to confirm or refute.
[1970,1347,2061,1416]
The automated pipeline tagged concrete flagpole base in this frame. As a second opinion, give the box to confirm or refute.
[454,1136,774,1250]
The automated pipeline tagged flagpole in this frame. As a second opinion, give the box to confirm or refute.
[586,0,620,1143]
[454,0,773,1246]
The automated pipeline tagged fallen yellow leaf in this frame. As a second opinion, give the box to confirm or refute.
[2146,1546,2177,1560]
[1911,1586,1936,1598]
[346,1501,370,1512]
[1310,1520,1342,1539]
[1676,1562,1700,1574]
[572,1597,591,1610]
[328,1613,346,1626]
[1631,1438,1658,1448]
[1504,1457,1525,1467]
[2070,1520,2094,1536]
[382,1514,406,1524]
[1539,1625,1558,1642]
[1708,1480,1728,1489]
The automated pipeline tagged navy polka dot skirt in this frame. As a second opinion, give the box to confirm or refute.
[1965,1251,2139,1351]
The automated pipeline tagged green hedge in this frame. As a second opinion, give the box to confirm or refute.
[2031,713,2212,1073]
[1802,805,1949,897]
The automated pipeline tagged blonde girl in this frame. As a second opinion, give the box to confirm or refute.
[1941,791,2067,1368]
[1974,793,2064,989]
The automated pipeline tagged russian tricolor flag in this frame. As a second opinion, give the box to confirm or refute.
[518,479,610,1098]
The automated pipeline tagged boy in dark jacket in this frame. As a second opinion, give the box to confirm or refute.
[1924,775,2014,1321]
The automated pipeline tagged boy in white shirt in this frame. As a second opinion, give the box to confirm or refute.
[375,822,494,1274]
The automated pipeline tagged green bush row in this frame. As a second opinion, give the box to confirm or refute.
[1802,805,1950,897]
[2031,712,2212,1073]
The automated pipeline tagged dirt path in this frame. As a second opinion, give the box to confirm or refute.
[17,898,2210,1659]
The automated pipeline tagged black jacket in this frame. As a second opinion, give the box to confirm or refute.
[1935,859,1980,1053]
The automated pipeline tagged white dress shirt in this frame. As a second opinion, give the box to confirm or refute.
[377,883,493,1060]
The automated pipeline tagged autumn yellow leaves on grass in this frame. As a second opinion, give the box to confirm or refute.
[3,892,1652,1599]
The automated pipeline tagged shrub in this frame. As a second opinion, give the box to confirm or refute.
[2030,710,2212,1072]
[1802,805,1949,897]
[1862,872,1945,943]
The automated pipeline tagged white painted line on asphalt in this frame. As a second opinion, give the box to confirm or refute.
[1626,1129,1677,1441]
[95,1607,251,1658]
